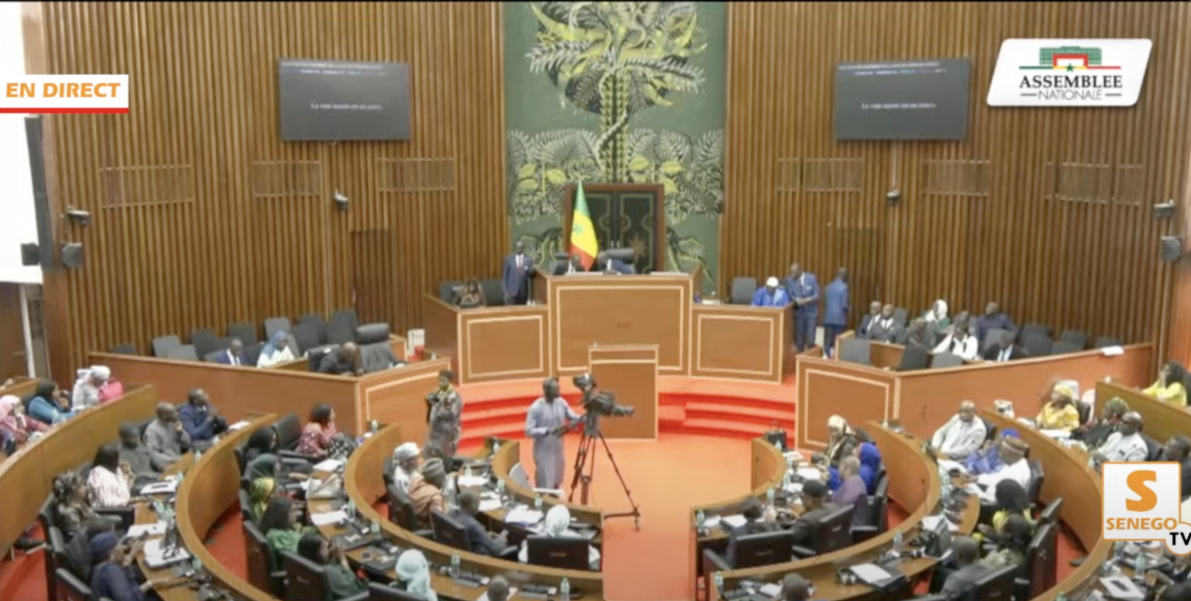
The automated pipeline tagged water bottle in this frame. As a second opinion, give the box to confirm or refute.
[892,530,903,550]
[1056,593,1068,601]
[1134,551,1148,578]
[194,449,202,462]
[370,520,380,535]
[464,464,473,478]
[560,577,571,601]
[766,488,776,507]
[1114,541,1126,557]
[496,478,506,498]
[449,553,460,578]
[713,572,725,594]
[346,499,356,519]
[191,556,203,571]
[534,495,543,511]
[370,420,379,434]
[493,441,500,455]
[211,435,220,446]
[695,509,706,529]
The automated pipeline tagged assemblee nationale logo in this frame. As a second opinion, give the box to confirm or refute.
[1103,462,1191,555]
[987,39,1151,108]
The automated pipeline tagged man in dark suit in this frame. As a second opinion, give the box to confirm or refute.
[1159,435,1191,500]
[857,301,881,338]
[785,262,820,352]
[501,241,535,305]
[553,254,584,275]
[864,304,903,343]
[975,302,1018,345]
[789,480,841,546]
[594,252,632,274]
[725,497,776,565]
[822,269,849,358]
[318,342,363,376]
[213,338,248,366]
[448,490,511,557]
[941,536,994,600]
[980,331,1028,362]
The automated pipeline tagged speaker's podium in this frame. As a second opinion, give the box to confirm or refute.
[586,344,658,440]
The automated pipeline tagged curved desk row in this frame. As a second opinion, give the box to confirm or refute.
[1095,379,1189,444]
[980,411,1111,601]
[710,423,980,600]
[797,341,1153,447]
[490,440,603,527]
[0,384,159,555]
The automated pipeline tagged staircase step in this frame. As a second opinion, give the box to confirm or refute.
[658,406,686,424]
[461,405,531,426]
[681,418,772,438]
[685,402,794,423]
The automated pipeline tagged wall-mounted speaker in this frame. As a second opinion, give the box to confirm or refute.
[20,243,40,266]
[61,242,84,269]
[1160,236,1183,263]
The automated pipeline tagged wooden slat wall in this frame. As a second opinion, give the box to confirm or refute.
[723,2,1191,362]
[24,2,508,379]
[0,283,26,380]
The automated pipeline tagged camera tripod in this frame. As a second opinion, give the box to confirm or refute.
[569,427,642,530]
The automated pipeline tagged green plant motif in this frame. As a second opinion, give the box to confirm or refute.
[625,128,723,222]
[507,129,602,224]
[527,1,706,181]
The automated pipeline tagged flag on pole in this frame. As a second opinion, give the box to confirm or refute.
[568,182,598,270]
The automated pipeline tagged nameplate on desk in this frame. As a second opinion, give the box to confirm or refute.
[141,481,179,495]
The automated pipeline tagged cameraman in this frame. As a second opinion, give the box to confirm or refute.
[525,378,581,489]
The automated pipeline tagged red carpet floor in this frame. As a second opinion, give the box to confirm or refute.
[0,433,1089,601]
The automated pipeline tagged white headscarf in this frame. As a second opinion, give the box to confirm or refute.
[90,365,111,382]
[393,442,419,462]
[926,300,948,322]
[395,550,437,601]
[544,504,571,537]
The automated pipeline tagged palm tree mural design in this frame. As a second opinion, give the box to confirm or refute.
[507,2,723,288]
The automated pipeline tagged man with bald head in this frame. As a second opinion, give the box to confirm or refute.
[780,574,812,601]
[486,576,511,601]
[144,401,191,470]
[931,401,987,460]
[940,536,993,598]
[864,304,903,343]
[857,301,882,338]
[318,342,362,376]
[1091,411,1148,467]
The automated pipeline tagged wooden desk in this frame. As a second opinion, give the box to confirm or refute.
[1095,380,1191,444]
[980,411,1112,601]
[691,304,791,383]
[796,343,1154,446]
[90,351,450,438]
[0,384,159,555]
[690,438,786,581]
[175,414,279,601]
[490,441,602,527]
[136,454,198,601]
[337,423,605,597]
[712,423,980,600]
[588,345,657,439]
[0,377,37,399]
[422,295,551,385]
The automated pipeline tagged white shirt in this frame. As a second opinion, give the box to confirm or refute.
[516,254,525,268]
[392,465,415,495]
[256,346,296,368]
[931,416,987,459]
[977,458,1032,502]
[87,465,132,508]
[1096,432,1148,463]
[933,334,979,361]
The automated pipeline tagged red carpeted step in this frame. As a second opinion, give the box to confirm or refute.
[684,401,794,428]
[460,404,534,427]
[681,418,769,439]
[658,406,686,424]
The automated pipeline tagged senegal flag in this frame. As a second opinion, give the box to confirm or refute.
[568,183,598,270]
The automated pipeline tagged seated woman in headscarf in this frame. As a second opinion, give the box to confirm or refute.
[89,531,168,601]
[23,380,75,425]
[964,429,1021,476]
[1074,397,1129,449]
[828,442,883,494]
[0,394,49,444]
[822,415,858,467]
[518,505,601,570]
[257,331,296,368]
[1036,381,1081,432]
[259,496,317,566]
[53,472,99,539]
[1144,362,1189,408]
[454,279,487,309]
[391,442,421,495]
[922,299,950,333]
[296,533,367,600]
[394,549,439,601]
[248,478,276,523]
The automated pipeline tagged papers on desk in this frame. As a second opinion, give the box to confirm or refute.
[505,508,543,525]
[720,514,747,529]
[1039,429,1072,440]
[312,458,344,472]
[127,522,167,538]
[937,459,966,474]
[227,420,250,432]
[1100,346,1125,357]
[143,538,190,569]
[140,480,179,495]
[759,583,782,598]
[795,467,822,481]
[922,514,961,534]
[457,475,489,488]
[310,510,348,526]
[478,587,517,601]
[1100,576,1145,600]
[702,515,722,530]
[479,499,503,512]
[963,482,982,496]
[849,563,894,586]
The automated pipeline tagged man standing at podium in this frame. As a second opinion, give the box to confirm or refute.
[786,262,820,352]
[502,241,535,305]
[525,378,582,489]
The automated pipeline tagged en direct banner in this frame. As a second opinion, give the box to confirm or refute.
[987,39,1152,108]
[1,74,130,114]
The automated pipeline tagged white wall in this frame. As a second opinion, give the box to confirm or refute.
[0,3,41,284]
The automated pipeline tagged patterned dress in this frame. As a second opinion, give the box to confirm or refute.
[425,388,463,463]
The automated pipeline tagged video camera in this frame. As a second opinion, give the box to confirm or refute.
[572,373,634,434]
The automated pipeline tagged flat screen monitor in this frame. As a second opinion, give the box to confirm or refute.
[834,58,971,141]
[526,535,590,571]
[734,530,797,569]
[278,59,411,141]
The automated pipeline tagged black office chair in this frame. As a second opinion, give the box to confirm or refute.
[55,567,94,601]
[969,564,1018,601]
[897,346,929,371]
[1144,435,1163,461]
[480,278,505,307]
[264,317,292,340]
[1050,341,1083,355]
[387,484,434,539]
[1015,522,1057,599]
[892,307,910,326]
[109,343,137,355]
[729,277,758,305]
[1020,332,1052,358]
[328,309,360,345]
[792,505,855,558]
[151,334,182,357]
[981,417,997,442]
[367,583,425,601]
[930,352,964,369]
[840,338,873,366]
[190,328,222,359]
[165,344,199,361]
[1057,329,1089,349]
[272,414,320,462]
[297,313,328,344]
[282,551,369,601]
[1038,497,1063,525]
[243,520,286,597]
[45,526,66,601]
[227,322,259,345]
[1019,322,1050,342]
[430,510,468,551]
[290,323,322,356]
[1027,459,1045,510]
[239,488,254,522]
[702,530,797,571]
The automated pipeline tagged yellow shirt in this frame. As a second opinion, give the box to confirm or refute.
[1036,402,1080,431]
[1143,381,1188,407]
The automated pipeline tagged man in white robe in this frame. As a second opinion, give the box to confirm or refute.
[525,378,582,489]
[1091,411,1148,468]
[975,437,1032,503]
[931,401,987,460]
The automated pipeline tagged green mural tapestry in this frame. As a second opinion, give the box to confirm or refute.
[505,1,725,291]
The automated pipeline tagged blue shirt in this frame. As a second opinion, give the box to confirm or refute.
[751,287,790,307]
[976,312,1017,344]
[91,561,144,601]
